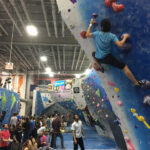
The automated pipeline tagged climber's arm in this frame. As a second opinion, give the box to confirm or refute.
[86,19,95,38]
[115,34,130,48]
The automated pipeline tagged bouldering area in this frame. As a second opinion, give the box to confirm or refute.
[0,0,150,150]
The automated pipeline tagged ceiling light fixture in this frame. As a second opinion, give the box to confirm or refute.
[76,74,80,78]
[49,72,54,77]
[45,67,51,73]
[40,56,47,62]
[26,25,38,36]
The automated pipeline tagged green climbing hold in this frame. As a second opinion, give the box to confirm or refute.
[96,89,100,97]
[2,92,6,111]
[10,94,16,110]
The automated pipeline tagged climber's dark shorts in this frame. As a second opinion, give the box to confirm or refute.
[92,52,126,69]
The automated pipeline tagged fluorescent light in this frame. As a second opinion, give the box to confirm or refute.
[40,56,47,62]
[49,72,54,77]
[84,69,91,75]
[2,72,9,75]
[76,74,80,78]
[26,25,38,36]
[45,67,51,73]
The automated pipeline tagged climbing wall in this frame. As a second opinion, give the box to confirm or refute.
[0,88,20,124]
[56,0,150,150]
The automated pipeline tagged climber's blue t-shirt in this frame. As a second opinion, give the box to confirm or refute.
[92,31,119,59]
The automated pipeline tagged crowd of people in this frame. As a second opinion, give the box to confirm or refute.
[0,112,66,150]
[0,112,86,150]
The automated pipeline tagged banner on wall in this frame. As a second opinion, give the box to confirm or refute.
[53,80,72,91]
[48,84,53,91]
[53,80,65,87]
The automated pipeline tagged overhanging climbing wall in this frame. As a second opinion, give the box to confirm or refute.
[56,0,150,150]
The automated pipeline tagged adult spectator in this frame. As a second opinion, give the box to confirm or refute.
[71,114,86,150]
[0,124,13,150]
[51,114,64,149]
[10,113,18,127]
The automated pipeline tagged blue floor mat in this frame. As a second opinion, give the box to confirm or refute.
[54,126,117,150]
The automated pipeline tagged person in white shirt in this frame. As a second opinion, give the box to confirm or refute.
[10,112,18,127]
[37,124,46,135]
[71,114,86,150]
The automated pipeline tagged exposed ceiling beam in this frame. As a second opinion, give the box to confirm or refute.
[14,46,34,70]
[71,47,77,70]
[28,47,41,69]
[57,46,61,70]
[41,0,51,37]
[50,0,58,37]
[9,0,26,32]
[20,0,31,23]
[63,47,65,70]
[0,0,22,36]
[75,48,82,70]
[37,48,46,69]
[0,36,79,46]
[62,20,65,37]
[0,24,8,36]
[51,47,57,70]
[79,53,85,70]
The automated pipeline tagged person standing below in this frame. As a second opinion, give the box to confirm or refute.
[10,113,18,127]
[71,114,86,150]
[0,124,13,150]
[51,114,64,149]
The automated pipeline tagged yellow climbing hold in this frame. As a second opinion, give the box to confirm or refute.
[96,89,100,97]
[131,108,150,129]
[124,130,128,134]
[114,87,119,93]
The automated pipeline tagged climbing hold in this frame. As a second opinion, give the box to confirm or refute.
[124,136,135,150]
[117,100,122,106]
[101,99,104,102]
[108,81,115,87]
[133,113,138,117]
[92,13,98,18]
[113,119,120,125]
[105,0,116,7]
[96,89,100,97]
[124,130,128,134]
[91,82,93,86]
[101,104,104,109]
[134,125,138,129]
[97,103,100,108]
[70,0,77,4]
[105,114,109,118]
[94,75,96,79]
[93,63,101,71]
[107,97,109,101]
[80,31,87,39]
[143,95,150,106]
[112,2,124,13]
[114,87,119,93]
[93,97,96,101]
[112,96,114,98]
[138,116,144,122]
[131,108,136,113]
[92,101,95,104]
[88,95,90,98]
[68,9,71,12]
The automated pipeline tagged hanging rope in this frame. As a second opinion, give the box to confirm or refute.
[9,23,15,63]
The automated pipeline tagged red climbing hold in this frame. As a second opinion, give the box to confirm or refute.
[94,75,96,79]
[112,2,124,13]
[105,0,116,7]
[80,31,87,39]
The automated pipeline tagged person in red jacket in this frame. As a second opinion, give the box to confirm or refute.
[0,124,13,150]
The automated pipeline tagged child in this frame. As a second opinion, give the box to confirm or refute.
[86,18,149,89]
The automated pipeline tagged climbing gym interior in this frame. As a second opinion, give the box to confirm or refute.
[0,0,150,150]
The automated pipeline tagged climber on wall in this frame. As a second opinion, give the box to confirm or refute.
[86,18,149,89]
